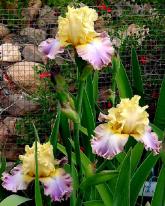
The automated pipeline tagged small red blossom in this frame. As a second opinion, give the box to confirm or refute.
[3,73,10,81]
[39,71,51,79]
[107,101,112,108]
[139,55,148,65]
[106,7,112,13]
[3,73,15,90]
[97,4,107,11]
[97,3,112,13]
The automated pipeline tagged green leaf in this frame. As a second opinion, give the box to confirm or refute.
[32,122,40,142]
[49,104,61,155]
[93,71,99,102]
[59,113,72,164]
[80,150,93,176]
[130,154,159,206]
[150,123,164,140]
[151,165,165,206]
[131,143,144,175]
[86,74,94,111]
[83,200,104,206]
[115,58,133,98]
[64,164,78,206]
[57,143,92,176]
[113,150,131,206]
[34,139,43,206]
[82,90,95,136]
[154,76,165,130]
[116,152,126,164]
[80,170,118,190]
[57,143,113,205]
[150,123,165,163]
[111,58,117,105]
[0,157,6,178]
[80,126,88,136]
[71,164,79,206]
[96,184,113,206]
[0,195,31,206]
[131,47,144,104]
[82,90,95,158]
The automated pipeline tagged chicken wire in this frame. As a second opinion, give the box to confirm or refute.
[0,5,165,160]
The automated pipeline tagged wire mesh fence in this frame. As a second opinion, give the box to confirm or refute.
[0,4,165,160]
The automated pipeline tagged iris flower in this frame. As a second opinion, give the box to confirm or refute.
[38,6,114,70]
[2,142,72,202]
[91,95,161,159]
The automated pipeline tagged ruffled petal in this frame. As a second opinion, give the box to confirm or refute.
[38,38,64,59]
[98,112,109,122]
[76,32,114,70]
[1,165,28,192]
[135,126,162,155]
[41,168,72,202]
[91,124,128,159]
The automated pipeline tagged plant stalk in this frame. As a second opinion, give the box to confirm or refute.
[73,80,85,182]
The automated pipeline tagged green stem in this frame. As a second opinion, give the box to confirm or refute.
[96,184,113,206]
[111,60,117,106]
[96,160,109,173]
[49,102,61,155]
[73,80,85,181]
[35,139,43,206]
[73,80,86,206]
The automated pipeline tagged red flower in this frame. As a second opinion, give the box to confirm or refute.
[139,56,148,65]
[97,4,107,11]
[97,4,112,12]
[106,7,112,13]
[107,101,112,108]
[39,71,51,79]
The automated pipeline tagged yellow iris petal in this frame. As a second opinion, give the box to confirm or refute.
[57,6,98,46]
[19,142,56,178]
[107,95,149,138]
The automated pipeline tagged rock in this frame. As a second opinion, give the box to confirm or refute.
[22,0,42,20]
[0,117,17,141]
[125,24,140,37]
[0,24,10,38]
[20,27,46,44]
[0,121,9,141]
[2,33,17,44]
[22,44,44,63]
[95,17,108,33]
[112,37,121,48]
[0,43,21,62]
[37,6,58,29]
[0,94,40,116]
[3,33,35,45]
[132,4,142,14]
[49,27,58,38]
[143,4,153,13]
[7,61,40,91]
[2,144,24,160]
[3,117,18,135]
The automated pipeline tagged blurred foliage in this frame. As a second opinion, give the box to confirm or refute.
[0,0,165,10]
[0,0,28,10]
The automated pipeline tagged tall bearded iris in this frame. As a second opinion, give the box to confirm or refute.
[91,95,161,159]
[1,142,72,202]
[38,6,114,70]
